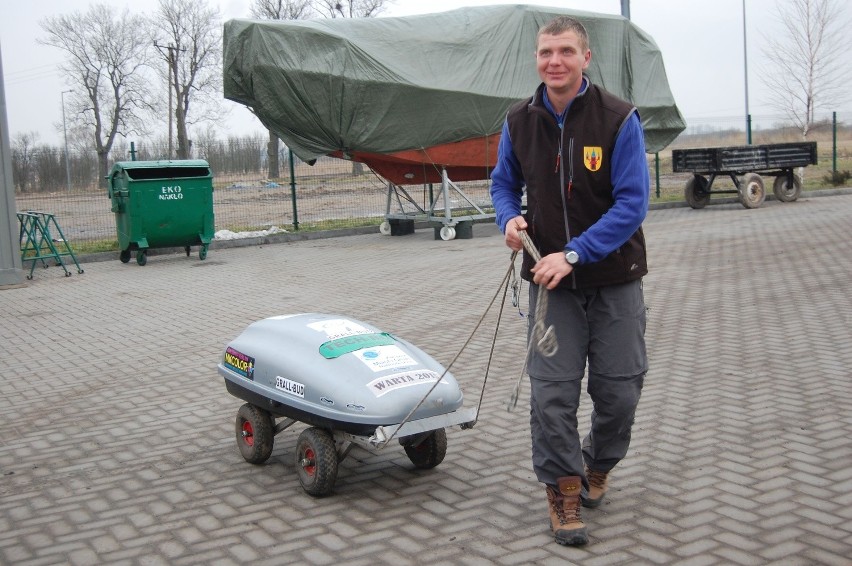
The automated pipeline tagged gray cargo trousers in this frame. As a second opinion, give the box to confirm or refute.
[527,279,647,488]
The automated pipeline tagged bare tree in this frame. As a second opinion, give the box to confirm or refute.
[152,0,223,160]
[40,5,153,188]
[760,0,850,138]
[251,0,314,21]
[11,133,39,193]
[313,0,389,19]
[250,0,315,179]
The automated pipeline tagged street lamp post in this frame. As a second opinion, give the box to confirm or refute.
[742,0,752,144]
[61,89,72,192]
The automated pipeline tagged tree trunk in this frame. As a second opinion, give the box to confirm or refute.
[267,132,280,179]
[176,105,190,159]
[98,150,110,190]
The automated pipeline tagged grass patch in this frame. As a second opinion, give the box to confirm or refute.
[71,239,121,254]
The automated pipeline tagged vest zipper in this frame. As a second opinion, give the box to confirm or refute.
[557,121,576,289]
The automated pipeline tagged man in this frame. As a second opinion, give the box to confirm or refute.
[490,16,649,546]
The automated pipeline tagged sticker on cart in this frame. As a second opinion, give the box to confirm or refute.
[367,370,442,397]
[308,318,371,340]
[223,347,255,380]
[276,376,305,398]
[319,333,395,359]
[355,345,417,372]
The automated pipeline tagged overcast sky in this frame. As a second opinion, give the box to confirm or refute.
[1,0,849,146]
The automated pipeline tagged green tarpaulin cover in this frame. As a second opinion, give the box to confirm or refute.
[223,4,685,160]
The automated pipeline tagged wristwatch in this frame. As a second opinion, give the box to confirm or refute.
[565,249,580,265]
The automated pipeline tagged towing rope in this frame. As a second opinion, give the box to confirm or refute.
[376,258,515,447]
[378,230,557,446]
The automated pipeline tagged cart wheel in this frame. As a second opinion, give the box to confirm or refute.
[439,226,456,241]
[235,403,275,464]
[379,221,391,236]
[773,174,802,202]
[119,249,131,264]
[199,246,208,260]
[136,250,148,266]
[739,173,765,209]
[295,427,338,496]
[184,246,191,257]
[403,429,447,469]
[684,175,710,209]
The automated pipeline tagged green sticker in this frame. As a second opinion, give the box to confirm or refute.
[319,333,396,359]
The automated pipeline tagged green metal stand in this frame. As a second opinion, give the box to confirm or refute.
[17,211,84,280]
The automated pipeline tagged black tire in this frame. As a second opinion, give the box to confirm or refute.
[136,250,148,266]
[403,429,447,469]
[295,428,338,496]
[235,403,274,464]
[773,174,802,202]
[684,175,710,209]
[199,246,208,260]
[119,249,131,263]
[740,173,766,209]
[184,246,191,257]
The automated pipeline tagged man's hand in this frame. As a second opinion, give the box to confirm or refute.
[530,252,573,290]
[504,215,527,251]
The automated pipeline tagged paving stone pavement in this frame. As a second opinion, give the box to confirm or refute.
[1,194,851,566]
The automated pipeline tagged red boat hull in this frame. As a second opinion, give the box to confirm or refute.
[332,134,500,185]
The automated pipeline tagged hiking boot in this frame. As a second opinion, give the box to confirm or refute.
[581,467,609,509]
[546,476,588,545]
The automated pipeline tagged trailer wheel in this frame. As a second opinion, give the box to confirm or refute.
[739,173,766,209]
[379,221,391,236]
[235,403,274,464]
[773,174,802,202]
[684,175,710,209]
[403,429,448,469]
[295,428,338,496]
[439,226,456,241]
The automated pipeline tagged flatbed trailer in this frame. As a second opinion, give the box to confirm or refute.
[672,141,817,209]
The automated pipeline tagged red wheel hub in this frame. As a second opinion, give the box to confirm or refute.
[242,421,255,446]
[302,447,316,476]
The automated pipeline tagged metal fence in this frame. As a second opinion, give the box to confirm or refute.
[11,113,852,249]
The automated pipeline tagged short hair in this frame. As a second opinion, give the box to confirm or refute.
[537,16,589,51]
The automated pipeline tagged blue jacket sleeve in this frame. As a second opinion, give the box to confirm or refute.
[568,112,649,264]
[489,120,525,233]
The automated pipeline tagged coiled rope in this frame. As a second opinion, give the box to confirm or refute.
[517,231,559,358]
[506,230,558,411]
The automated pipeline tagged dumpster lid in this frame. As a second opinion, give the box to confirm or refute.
[110,159,210,171]
[109,160,212,180]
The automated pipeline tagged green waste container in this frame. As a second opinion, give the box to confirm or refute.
[108,160,215,266]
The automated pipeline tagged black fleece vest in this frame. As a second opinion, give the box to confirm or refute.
[507,81,648,289]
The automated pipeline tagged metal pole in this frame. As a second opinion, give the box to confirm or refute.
[620,0,630,19]
[167,47,173,159]
[747,114,752,145]
[154,42,176,159]
[61,90,72,192]
[0,42,26,287]
[832,111,837,172]
[288,147,299,230]
[743,0,751,144]
[655,153,660,199]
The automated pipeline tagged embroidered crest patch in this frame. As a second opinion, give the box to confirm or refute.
[584,146,603,172]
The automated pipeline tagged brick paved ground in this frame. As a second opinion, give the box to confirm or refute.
[1,194,851,565]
